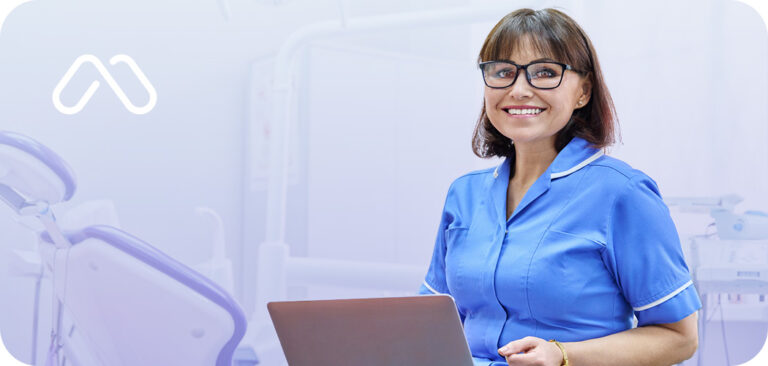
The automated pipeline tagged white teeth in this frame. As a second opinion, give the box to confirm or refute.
[506,108,542,115]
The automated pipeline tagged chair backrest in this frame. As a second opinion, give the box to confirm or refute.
[46,225,247,366]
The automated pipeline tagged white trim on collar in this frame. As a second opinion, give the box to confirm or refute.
[550,150,605,179]
[493,149,605,180]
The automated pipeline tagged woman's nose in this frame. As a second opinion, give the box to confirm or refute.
[507,70,534,99]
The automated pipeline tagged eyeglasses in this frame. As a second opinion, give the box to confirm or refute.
[479,60,580,90]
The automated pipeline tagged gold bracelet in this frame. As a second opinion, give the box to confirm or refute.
[548,339,570,366]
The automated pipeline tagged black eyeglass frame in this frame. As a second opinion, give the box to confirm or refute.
[478,60,584,90]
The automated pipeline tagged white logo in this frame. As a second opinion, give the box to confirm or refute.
[52,54,158,115]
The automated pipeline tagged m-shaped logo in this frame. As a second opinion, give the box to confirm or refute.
[52,54,158,115]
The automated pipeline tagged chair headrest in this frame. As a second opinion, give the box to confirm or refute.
[0,131,76,204]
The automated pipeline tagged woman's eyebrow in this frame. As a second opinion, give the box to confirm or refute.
[505,57,557,63]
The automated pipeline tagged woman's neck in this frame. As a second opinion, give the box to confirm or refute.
[511,138,558,185]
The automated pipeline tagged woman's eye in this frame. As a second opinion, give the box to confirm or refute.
[495,68,515,78]
[532,69,556,78]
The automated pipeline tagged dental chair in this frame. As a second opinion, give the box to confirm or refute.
[0,131,248,366]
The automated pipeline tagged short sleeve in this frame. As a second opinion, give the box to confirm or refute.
[419,187,454,296]
[418,212,449,296]
[606,174,702,327]
[418,184,468,324]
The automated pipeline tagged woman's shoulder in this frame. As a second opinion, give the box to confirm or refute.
[448,163,502,195]
[438,165,498,214]
[589,154,659,185]
[456,164,497,181]
[586,154,663,199]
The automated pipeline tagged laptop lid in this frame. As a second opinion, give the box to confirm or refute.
[267,294,474,366]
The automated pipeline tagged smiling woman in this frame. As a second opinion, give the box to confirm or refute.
[419,8,701,366]
[472,8,616,158]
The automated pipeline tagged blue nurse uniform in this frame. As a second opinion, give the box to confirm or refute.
[418,136,702,366]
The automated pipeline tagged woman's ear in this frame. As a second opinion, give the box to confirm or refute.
[576,76,592,108]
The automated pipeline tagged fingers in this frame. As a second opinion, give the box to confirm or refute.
[503,352,537,366]
[499,337,565,366]
[498,336,540,357]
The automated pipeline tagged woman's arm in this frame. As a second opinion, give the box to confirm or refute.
[498,312,698,366]
[564,312,698,366]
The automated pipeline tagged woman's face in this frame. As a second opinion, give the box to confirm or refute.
[484,40,591,149]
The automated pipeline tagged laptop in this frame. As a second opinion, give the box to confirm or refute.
[267,294,474,366]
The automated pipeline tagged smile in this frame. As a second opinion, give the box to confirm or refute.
[504,108,545,116]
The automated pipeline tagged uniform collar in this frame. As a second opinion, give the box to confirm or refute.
[549,136,605,179]
[492,136,604,181]
[490,136,605,225]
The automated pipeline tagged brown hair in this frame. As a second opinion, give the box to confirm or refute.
[471,8,618,158]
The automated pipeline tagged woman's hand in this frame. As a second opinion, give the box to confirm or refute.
[497,336,564,366]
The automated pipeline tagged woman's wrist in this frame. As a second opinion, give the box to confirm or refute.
[548,339,569,366]
[561,341,580,366]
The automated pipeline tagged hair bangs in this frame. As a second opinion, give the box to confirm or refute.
[479,13,566,64]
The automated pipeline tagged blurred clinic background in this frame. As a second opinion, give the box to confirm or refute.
[0,0,767,365]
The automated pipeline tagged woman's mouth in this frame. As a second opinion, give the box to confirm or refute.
[503,107,545,116]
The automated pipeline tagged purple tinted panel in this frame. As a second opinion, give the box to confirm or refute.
[0,131,77,201]
[42,225,247,366]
